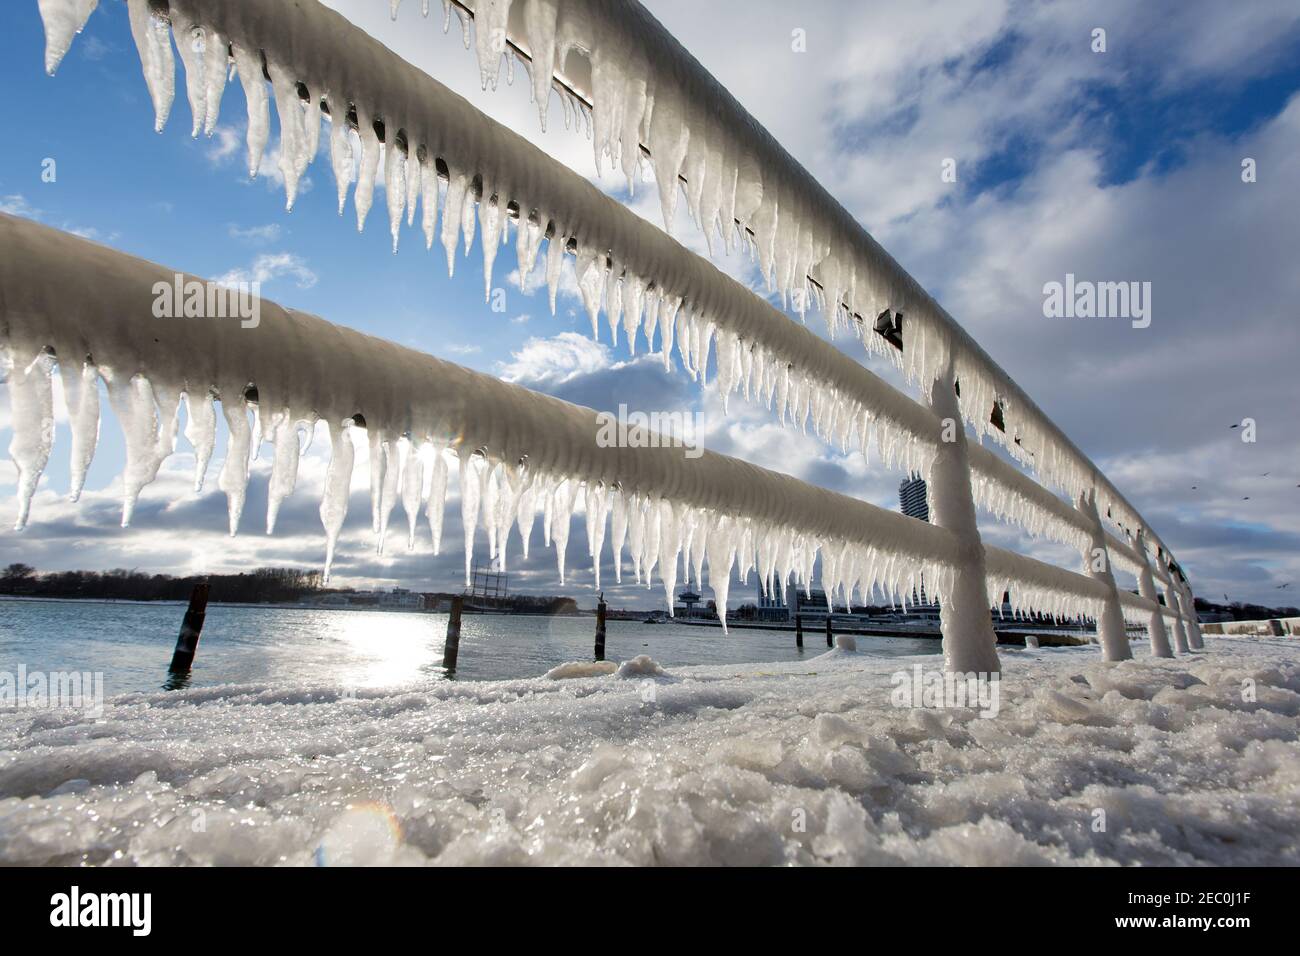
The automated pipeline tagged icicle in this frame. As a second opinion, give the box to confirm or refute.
[609,488,628,584]
[59,358,100,502]
[327,100,354,215]
[482,460,501,560]
[303,93,322,169]
[515,214,544,288]
[521,0,558,130]
[126,0,174,133]
[479,195,503,299]
[551,478,576,585]
[402,439,425,550]
[104,371,164,528]
[201,26,228,136]
[420,155,439,249]
[376,437,402,553]
[516,474,539,558]
[7,351,55,531]
[425,445,449,554]
[320,419,355,583]
[473,0,511,90]
[217,393,251,535]
[405,145,422,228]
[37,0,99,76]
[268,62,309,210]
[545,229,564,314]
[266,409,302,534]
[585,481,608,589]
[494,462,524,571]
[231,43,268,177]
[441,172,469,276]
[367,428,386,534]
[627,495,645,583]
[384,140,407,252]
[460,452,484,585]
[183,387,216,492]
[354,115,382,232]
[576,252,604,338]
[461,183,478,254]
[657,499,681,609]
[642,497,662,585]
[171,13,207,137]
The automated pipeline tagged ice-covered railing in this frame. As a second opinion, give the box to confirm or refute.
[403,0,1165,554]
[1,213,1127,638]
[29,0,1199,663]
[33,0,1127,563]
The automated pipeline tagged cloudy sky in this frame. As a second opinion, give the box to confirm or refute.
[0,0,1297,611]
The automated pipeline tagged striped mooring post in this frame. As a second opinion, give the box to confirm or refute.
[169,580,210,674]
[442,595,463,674]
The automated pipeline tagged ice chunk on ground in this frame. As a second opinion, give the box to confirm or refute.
[0,638,1296,866]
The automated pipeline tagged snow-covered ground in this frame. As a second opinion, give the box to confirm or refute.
[1,637,1296,866]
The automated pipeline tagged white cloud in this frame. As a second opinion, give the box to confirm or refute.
[228,223,283,244]
[216,252,319,290]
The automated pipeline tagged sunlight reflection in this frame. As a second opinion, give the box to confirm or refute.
[332,611,443,688]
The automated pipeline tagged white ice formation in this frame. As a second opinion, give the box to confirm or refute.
[0,214,1154,633]
[30,0,1170,569]
[393,0,1166,553]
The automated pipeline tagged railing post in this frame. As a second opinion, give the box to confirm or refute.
[1134,531,1173,658]
[1164,581,1190,655]
[1179,581,1204,649]
[928,371,1000,674]
[1077,490,1131,661]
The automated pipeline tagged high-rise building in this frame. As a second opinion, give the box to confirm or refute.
[899,475,929,522]
[756,577,789,621]
[899,474,935,609]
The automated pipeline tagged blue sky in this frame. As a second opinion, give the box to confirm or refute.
[2,0,1299,610]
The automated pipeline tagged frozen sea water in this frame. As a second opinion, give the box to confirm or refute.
[0,636,1296,866]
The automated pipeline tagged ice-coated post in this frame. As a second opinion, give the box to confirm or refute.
[825,613,833,647]
[1134,530,1173,658]
[595,594,607,661]
[1078,490,1132,661]
[1180,582,1205,649]
[795,613,803,647]
[169,580,210,674]
[443,595,463,673]
[928,372,1000,674]
[1165,584,1190,654]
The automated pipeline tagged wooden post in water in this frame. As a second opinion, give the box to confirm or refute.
[595,593,607,661]
[825,614,833,647]
[795,613,803,648]
[443,595,463,674]
[169,580,210,674]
